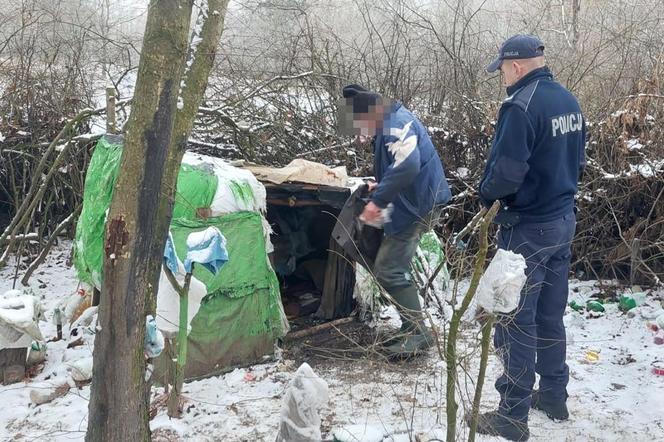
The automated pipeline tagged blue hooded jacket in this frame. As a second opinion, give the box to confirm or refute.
[480,67,586,224]
[371,103,451,235]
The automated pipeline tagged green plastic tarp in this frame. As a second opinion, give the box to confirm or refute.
[169,212,285,378]
[73,135,286,377]
[74,135,218,288]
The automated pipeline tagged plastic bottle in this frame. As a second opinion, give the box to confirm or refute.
[632,292,647,305]
[587,300,605,313]
[569,300,584,312]
[54,307,63,340]
[619,295,637,312]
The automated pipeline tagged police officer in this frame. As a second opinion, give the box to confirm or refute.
[340,85,452,358]
[472,35,586,441]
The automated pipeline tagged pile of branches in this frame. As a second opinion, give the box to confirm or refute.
[0,77,123,282]
[434,88,664,285]
[2,71,663,286]
[574,90,664,284]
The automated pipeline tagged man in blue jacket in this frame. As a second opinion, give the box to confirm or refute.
[341,84,452,358]
[472,36,586,441]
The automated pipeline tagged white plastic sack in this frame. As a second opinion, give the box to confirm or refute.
[476,249,527,314]
[156,259,207,337]
[276,362,329,442]
[68,356,94,382]
[0,290,43,350]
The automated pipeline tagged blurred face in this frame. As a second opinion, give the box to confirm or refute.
[352,103,385,137]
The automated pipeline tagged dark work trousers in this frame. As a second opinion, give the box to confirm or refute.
[494,211,576,422]
[373,213,434,329]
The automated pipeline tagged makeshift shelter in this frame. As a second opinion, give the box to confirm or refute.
[73,135,287,378]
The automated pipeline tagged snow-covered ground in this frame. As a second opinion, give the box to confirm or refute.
[1,242,663,441]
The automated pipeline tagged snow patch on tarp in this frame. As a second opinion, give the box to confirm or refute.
[183,152,267,214]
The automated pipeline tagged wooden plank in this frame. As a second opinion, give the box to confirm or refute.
[284,317,355,340]
[630,237,642,285]
[266,197,322,207]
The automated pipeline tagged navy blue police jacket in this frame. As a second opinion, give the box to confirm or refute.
[480,67,586,224]
[371,103,452,235]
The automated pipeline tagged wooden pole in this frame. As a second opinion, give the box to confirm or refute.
[106,87,117,134]
[630,237,642,286]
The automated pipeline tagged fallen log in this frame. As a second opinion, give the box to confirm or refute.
[283,317,355,341]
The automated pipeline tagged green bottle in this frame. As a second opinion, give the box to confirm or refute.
[569,300,584,312]
[587,300,605,312]
[619,295,637,312]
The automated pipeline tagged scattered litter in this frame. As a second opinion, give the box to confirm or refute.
[619,295,637,312]
[53,307,63,341]
[69,306,98,336]
[476,249,526,314]
[656,314,664,330]
[27,341,46,366]
[583,350,600,364]
[0,291,44,350]
[654,330,664,345]
[145,315,165,359]
[68,357,93,382]
[243,372,256,382]
[586,300,605,313]
[569,300,584,312]
[652,362,664,376]
[275,362,329,442]
[59,288,90,324]
[30,382,70,406]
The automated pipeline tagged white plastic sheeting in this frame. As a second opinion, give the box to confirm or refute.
[275,363,329,442]
[476,249,527,314]
[0,290,43,350]
[156,255,208,337]
[182,152,267,214]
[182,152,273,253]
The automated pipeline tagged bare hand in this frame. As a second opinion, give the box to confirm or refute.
[360,201,382,224]
[475,306,492,326]
[367,180,378,192]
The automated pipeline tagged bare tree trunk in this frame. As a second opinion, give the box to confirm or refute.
[86,0,231,439]
[571,0,581,47]
[86,1,194,441]
[157,0,231,244]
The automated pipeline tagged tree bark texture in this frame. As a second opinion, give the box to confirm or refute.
[86,0,232,439]
[86,1,194,441]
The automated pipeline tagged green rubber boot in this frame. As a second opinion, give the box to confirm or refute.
[381,286,433,359]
